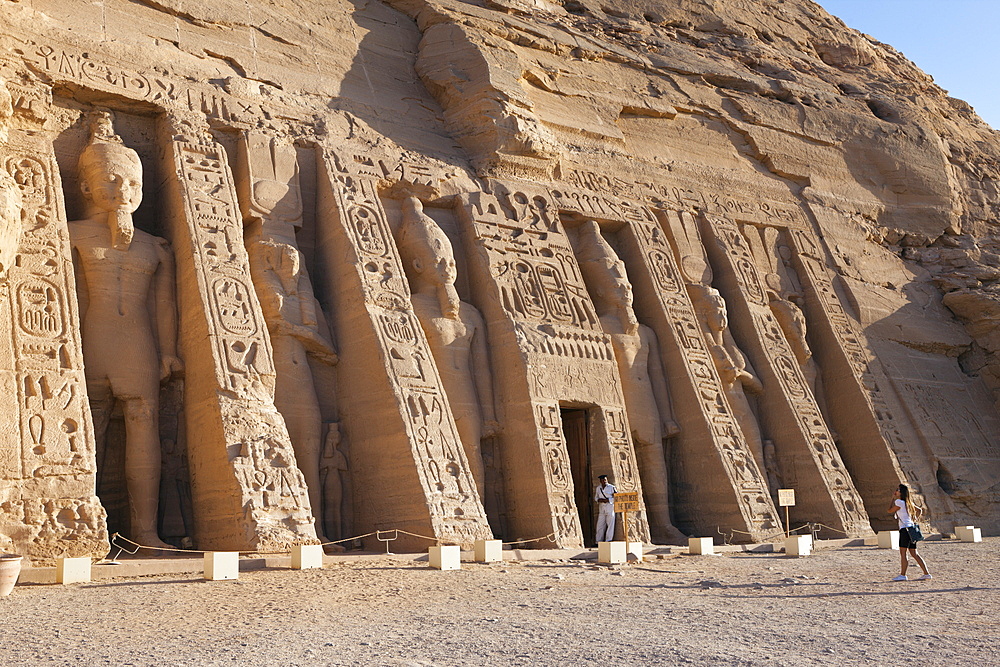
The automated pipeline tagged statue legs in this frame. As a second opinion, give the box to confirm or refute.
[122,396,171,549]
[633,438,685,543]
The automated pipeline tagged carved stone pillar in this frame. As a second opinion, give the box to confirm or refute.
[0,77,108,561]
[549,190,779,541]
[316,151,492,551]
[157,113,317,551]
[786,226,914,528]
[701,215,872,537]
[456,188,650,547]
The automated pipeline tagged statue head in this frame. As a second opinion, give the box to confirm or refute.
[77,111,143,249]
[692,285,728,333]
[397,196,460,318]
[576,220,637,332]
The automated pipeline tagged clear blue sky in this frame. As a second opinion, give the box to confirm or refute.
[818,1,1000,129]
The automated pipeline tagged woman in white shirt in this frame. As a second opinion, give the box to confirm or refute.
[889,483,931,581]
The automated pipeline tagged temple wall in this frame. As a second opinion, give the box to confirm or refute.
[2,0,1000,560]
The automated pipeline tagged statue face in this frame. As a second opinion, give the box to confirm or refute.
[81,154,143,216]
[418,236,457,288]
[606,258,633,309]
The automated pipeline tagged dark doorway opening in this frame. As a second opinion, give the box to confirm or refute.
[561,407,594,547]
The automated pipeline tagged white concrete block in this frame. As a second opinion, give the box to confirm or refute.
[204,551,239,580]
[56,557,91,584]
[785,535,812,557]
[598,541,626,564]
[627,541,643,560]
[877,530,899,549]
[863,535,879,546]
[429,545,461,570]
[291,544,324,570]
[688,537,714,555]
[956,526,982,543]
[474,539,503,563]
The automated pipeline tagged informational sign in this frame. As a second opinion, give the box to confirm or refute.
[614,491,640,513]
[778,489,796,507]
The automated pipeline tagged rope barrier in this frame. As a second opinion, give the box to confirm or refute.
[107,528,562,556]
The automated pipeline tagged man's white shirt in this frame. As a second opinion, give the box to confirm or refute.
[594,482,616,512]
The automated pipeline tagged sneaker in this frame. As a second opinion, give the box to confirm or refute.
[918,574,932,580]
[892,575,908,581]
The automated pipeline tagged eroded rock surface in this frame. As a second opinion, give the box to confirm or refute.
[1,0,999,560]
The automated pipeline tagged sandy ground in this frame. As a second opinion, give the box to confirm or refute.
[1,538,997,666]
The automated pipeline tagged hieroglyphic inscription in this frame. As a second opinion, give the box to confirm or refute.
[324,155,490,545]
[169,119,275,403]
[21,40,305,126]
[535,403,581,542]
[557,169,802,225]
[0,80,109,560]
[620,206,777,537]
[466,191,598,331]
[707,215,869,531]
[787,228,915,478]
[164,113,316,546]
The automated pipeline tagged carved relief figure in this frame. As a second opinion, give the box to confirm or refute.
[69,111,182,549]
[396,196,499,498]
[247,235,337,539]
[320,422,350,542]
[692,285,767,476]
[0,77,22,281]
[238,131,339,542]
[575,221,684,542]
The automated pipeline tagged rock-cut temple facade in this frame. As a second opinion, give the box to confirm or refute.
[1,0,999,561]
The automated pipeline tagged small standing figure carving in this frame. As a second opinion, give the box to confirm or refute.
[69,111,182,549]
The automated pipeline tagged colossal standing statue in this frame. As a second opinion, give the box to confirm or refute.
[248,236,338,540]
[692,285,767,476]
[396,196,499,498]
[575,220,684,543]
[69,111,182,549]
[0,77,22,282]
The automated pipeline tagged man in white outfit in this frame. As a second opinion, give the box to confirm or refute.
[594,474,617,544]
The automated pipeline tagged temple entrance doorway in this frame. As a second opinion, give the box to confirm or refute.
[561,407,594,547]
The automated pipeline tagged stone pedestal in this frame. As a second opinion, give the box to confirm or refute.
[956,526,982,543]
[56,557,91,584]
[598,541,627,564]
[474,539,503,563]
[688,537,715,555]
[785,535,812,557]
[877,531,900,549]
[429,545,461,570]
[291,544,324,569]
[204,552,239,580]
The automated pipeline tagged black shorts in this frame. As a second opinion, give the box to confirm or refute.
[899,527,917,550]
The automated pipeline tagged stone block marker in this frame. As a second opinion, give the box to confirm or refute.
[956,526,982,543]
[688,537,715,555]
[877,531,900,549]
[474,540,503,563]
[429,545,461,571]
[627,541,644,561]
[204,552,239,581]
[598,541,627,564]
[291,544,325,570]
[785,535,812,557]
[56,557,91,584]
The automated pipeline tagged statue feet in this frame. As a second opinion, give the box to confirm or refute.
[132,532,174,552]
[651,525,688,546]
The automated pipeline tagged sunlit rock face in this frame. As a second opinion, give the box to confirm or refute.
[1,0,998,561]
